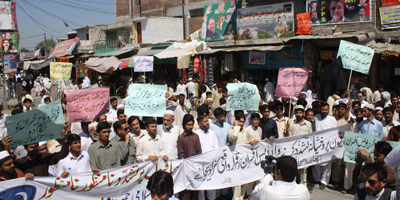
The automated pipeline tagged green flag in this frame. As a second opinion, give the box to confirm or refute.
[63,20,69,27]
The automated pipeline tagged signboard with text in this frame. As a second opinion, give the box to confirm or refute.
[380,5,400,30]
[48,38,79,58]
[337,40,374,74]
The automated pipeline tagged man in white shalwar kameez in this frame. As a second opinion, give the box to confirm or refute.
[263,78,274,103]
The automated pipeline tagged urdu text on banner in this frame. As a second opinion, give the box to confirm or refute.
[274,68,309,98]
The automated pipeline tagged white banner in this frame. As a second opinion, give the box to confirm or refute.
[0,125,349,199]
[134,56,154,72]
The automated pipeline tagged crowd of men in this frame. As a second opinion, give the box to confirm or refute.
[0,77,399,200]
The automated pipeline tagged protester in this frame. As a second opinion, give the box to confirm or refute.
[263,78,274,103]
[359,104,383,136]
[259,105,278,141]
[106,97,118,122]
[157,110,180,160]
[272,101,289,138]
[128,116,147,145]
[375,107,384,122]
[176,78,187,97]
[351,108,364,132]
[372,84,384,103]
[136,118,168,162]
[81,122,98,151]
[357,92,368,108]
[382,107,399,139]
[111,120,137,165]
[68,80,79,91]
[173,94,190,129]
[186,78,196,99]
[57,134,91,177]
[211,85,223,107]
[0,150,34,181]
[209,108,231,148]
[22,98,32,112]
[245,113,262,145]
[147,171,178,200]
[251,156,310,200]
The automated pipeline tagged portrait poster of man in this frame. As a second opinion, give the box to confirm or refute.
[3,54,18,74]
[306,0,371,25]
[1,32,19,53]
[236,3,294,40]
[201,1,241,41]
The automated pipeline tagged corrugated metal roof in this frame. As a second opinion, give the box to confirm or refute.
[135,48,164,56]
[196,45,286,54]
[283,32,376,44]
[95,48,137,57]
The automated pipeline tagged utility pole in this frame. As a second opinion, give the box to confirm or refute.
[182,0,185,40]
[44,33,47,58]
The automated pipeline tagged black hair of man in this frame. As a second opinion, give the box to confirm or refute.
[305,108,314,115]
[146,118,157,128]
[200,85,207,93]
[377,84,384,90]
[217,85,222,88]
[352,101,361,107]
[117,109,125,116]
[219,98,226,105]
[276,156,298,182]
[67,134,81,146]
[206,91,212,96]
[128,116,140,126]
[15,104,23,110]
[357,91,364,96]
[197,114,208,125]
[251,112,261,120]
[234,110,244,118]
[179,94,185,98]
[197,104,210,116]
[272,101,283,111]
[338,103,347,110]
[23,98,32,104]
[333,105,338,110]
[312,101,321,108]
[11,108,23,115]
[390,91,397,98]
[146,171,174,198]
[355,108,363,115]
[362,163,387,182]
[259,105,269,112]
[182,114,194,127]
[235,113,245,121]
[0,155,12,166]
[296,98,307,108]
[113,120,127,132]
[320,102,330,109]
[374,101,385,108]
[97,122,111,133]
[110,97,117,104]
[44,97,51,102]
[375,141,393,157]
[383,107,394,114]
[214,108,226,117]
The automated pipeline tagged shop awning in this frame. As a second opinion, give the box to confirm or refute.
[85,57,99,64]
[86,56,121,73]
[196,45,286,54]
[154,41,206,69]
[283,32,376,45]
[135,48,164,56]
[94,46,138,57]
[368,43,400,61]
[23,60,45,70]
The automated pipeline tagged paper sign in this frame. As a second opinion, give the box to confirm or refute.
[6,100,65,147]
[296,12,311,35]
[226,83,260,111]
[337,40,374,74]
[134,56,154,72]
[344,132,400,163]
[66,87,110,122]
[274,68,309,98]
[50,62,72,81]
[385,144,400,170]
[125,84,167,117]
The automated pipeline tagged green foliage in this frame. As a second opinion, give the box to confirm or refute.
[21,48,31,52]
[35,39,56,49]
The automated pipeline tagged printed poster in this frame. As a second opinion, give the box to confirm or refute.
[249,51,266,64]
[201,1,241,41]
[1,31,18,53]
[380,5,400,30]
[3,53,18,73]
[0,1,14,30]
[296,12,311,35]
[48,38,79,58]
[306,0,371,25]
[237,2,294,39]
[381,0,399,7]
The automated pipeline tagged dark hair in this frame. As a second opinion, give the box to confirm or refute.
[67,134,81,146]
[374,101,385,108]
[200,85,206,92]
[206,91,212,96]
[251,112,261,120]
[182,114,194,127]
[128,116,140,126]
[260,105,269,112]
[383,107,394,114]
[217,85,222,88]
[179,93,185,98]
[377,84,384,89]
[352,101,361,107]
[273,101,283,111]
[146,118,157,127]
[333,105,338,110]
[390,91,398,99]
[296,98,307,108]
[113,120,127,132]
[305,108,314,115]
[97,122,111,133]
[146,171,174,197]
[235,114,245,121]
[214,108,225,117]
[11,109,23,115]
[375,141,393,157]
[355,108,363,115]
[276,156,298,182]
[312,101,321,108]
[357,91,364,96]
[362,163,387,181]
[234,110,244,118]
[338,103,347,110]
[197,114,207,125]
[321,102,329,109]
[197,104,209,116]
[44,97,51,102]
[15,104,23,110]
[219,98,226,105]
[0,155,12,166]
[117,109,125,116]
[110,97,117,103]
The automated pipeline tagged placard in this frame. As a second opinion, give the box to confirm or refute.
[275,68,309,98]
[66,87,110,122]
[249,51,266,65]
[134,56,154,72]
[337,40,374,74]
[6,100,65,147]
[50,62,72,81]
[226,83,260,111]
[125,84,167,117]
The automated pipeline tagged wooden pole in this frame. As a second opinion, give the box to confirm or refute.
[347,70,353,91]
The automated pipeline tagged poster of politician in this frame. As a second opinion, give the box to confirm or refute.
[1,32,18,53]
[306,0,371,25]
[236,2,294,39]
[201,1,241,41]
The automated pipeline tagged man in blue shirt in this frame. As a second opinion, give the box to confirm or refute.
[259,105,278,141]
[209,108,231,147]
[359,104,383,136]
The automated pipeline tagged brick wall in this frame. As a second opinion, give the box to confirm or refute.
[116,0,130,17]
[189,16,203,34]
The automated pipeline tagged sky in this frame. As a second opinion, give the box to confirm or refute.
[16,0,118,51]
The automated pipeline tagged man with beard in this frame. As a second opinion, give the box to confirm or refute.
[157,110,180,160]
[313,103,337,189]
[136,119,169,162]
[359,104,383,136]
[311,12,320,24]
[173,94,190,129]
[0,150,33,181]
[382,107,399,139]
[328,0,351,23]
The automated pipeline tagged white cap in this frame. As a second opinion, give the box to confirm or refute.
[117,104,124,109]
[164,110,174,116]
[207,98,213,102]
[212,84,217,87]
[265,78,269,81]
[188,78,193,81]
[364,103,374,110]
[294,105,305,110]
[301,91,306,95]
[89,122,98,130]
[375,107,383,111]
[0,150,10,160]
[172,92,179,96]
[39,141,47,146]
[292,97,298,102]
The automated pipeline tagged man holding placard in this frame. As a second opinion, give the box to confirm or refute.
[359,104,383,137]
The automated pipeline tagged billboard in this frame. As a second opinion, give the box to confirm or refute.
[1,32,18,53]
[48,38,79,58]
[380,5,400,30]
[0,1,16,30]
[3,54,18,74]
[306,0,371,25]
[201,1,240,41]
[237,2,294,39]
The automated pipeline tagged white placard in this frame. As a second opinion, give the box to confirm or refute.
[134,56,154,72]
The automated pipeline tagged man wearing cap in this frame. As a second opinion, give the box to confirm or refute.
[359,104,383,136]
[0,150,34,181]
[263,78,274,103]
[166,93,178,111]
[186,78,196,99]
[157,110,180,160]
[211,85,223,107]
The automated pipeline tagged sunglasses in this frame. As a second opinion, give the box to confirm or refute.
[120,127,129,131]
[361,177,380,186]
[275,108,283,111]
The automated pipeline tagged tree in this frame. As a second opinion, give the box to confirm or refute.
[35,39,56,49]
[21,48,31,52]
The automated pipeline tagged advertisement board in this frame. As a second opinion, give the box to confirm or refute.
[380,5,400,30]
[3,54,18,73]
[1,31,18,53]
[237,2,294,39]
